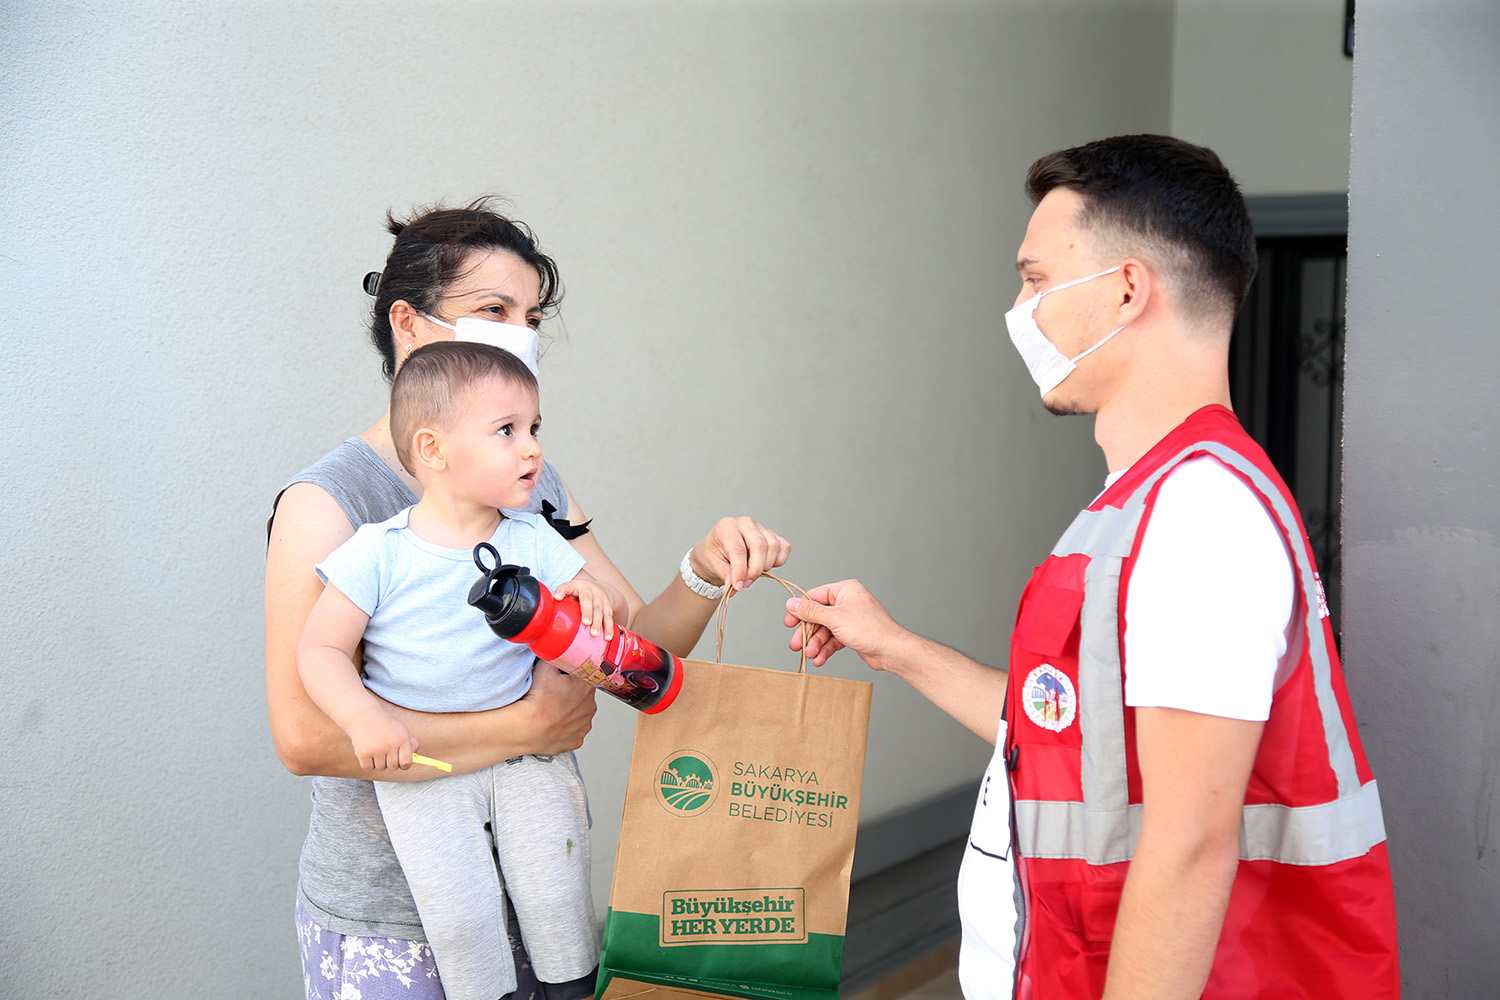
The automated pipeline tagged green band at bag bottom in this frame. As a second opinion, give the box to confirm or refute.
[597,909,845,1000]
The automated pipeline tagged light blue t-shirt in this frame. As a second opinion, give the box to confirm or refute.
[315,508,587,713]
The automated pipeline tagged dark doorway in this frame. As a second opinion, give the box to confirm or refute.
[1230,233,1347,634]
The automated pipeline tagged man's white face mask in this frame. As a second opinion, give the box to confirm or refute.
[421,313,540,378]
[1003,265,1126,397]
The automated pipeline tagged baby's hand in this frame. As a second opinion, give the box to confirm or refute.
[346,706,418,772]
[554,577,619,640]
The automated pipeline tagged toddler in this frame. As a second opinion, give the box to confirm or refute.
[298,340,624,1000]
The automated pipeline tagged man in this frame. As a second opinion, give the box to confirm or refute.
[784,135,1399,999]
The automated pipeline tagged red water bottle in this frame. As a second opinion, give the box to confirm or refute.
[468,542,683,713]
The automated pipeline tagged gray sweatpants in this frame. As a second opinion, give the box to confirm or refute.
[374,755,598,1000]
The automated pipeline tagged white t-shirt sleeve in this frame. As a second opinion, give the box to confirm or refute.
[1122,457,1295,722]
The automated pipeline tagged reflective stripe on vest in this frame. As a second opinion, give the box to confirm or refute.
[1018,440,1387,867]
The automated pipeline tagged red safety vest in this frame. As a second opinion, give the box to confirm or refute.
[1004,405,1399,999]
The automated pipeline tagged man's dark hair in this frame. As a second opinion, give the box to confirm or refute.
[390,341,537,473]
[1026,134,1257,327]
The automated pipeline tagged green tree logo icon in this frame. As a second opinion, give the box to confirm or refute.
[655,751,718,815]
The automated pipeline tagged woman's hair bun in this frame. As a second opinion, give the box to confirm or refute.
[362,271,382,296]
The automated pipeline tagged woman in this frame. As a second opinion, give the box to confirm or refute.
[265,200,790,1000]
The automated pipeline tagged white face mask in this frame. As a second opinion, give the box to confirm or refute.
[421,313,540,378]
[1004,265,1125,397]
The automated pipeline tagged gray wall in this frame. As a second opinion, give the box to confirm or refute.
[4,0,1384,994]
[1,2,1172,995]
[1343,2,1500,995]
[1170,0,1353,195]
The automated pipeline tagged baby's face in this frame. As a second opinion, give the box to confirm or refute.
[439,376,543,510]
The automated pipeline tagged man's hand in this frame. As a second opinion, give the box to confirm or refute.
[785,579,1007,744]
[782,579,907,668]
[786,578,1008,743]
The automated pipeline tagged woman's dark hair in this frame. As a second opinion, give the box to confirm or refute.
[1025,134,1257,326]
[366,197,563,380]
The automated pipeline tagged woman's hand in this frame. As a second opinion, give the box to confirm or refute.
[689,516,792,593]
[517,663,598,755]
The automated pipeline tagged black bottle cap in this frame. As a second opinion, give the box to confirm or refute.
[468,542,542,640]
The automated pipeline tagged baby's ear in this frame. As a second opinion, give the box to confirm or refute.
[412,427,446,471]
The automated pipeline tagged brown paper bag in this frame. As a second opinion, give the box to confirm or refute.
[597,585,872,1000]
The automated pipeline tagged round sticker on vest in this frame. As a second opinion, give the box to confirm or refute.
[1023,665,1078,732]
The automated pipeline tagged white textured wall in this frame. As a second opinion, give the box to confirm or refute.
[1171,0,1354,194]
[1343,2,1500,994]
[1,1,1170,994]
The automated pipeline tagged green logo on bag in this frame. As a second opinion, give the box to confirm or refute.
[656,751,718,815]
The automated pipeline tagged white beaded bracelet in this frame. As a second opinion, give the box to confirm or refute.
[680,549,727,600]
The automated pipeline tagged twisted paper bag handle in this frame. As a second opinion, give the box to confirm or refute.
[712,572,814,675]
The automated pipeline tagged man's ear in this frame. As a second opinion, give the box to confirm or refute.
[1116,258,1154,326]
[412,427,446,473]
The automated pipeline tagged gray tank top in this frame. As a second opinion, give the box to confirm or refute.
[274,437,569,940]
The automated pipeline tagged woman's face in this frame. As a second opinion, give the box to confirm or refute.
[396,249,544,360]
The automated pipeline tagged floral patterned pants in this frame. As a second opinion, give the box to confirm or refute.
[297,898,597,1000]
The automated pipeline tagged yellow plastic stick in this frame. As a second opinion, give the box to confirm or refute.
[412,753,453,773]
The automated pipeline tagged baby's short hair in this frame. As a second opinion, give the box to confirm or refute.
[390,341,538,472]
